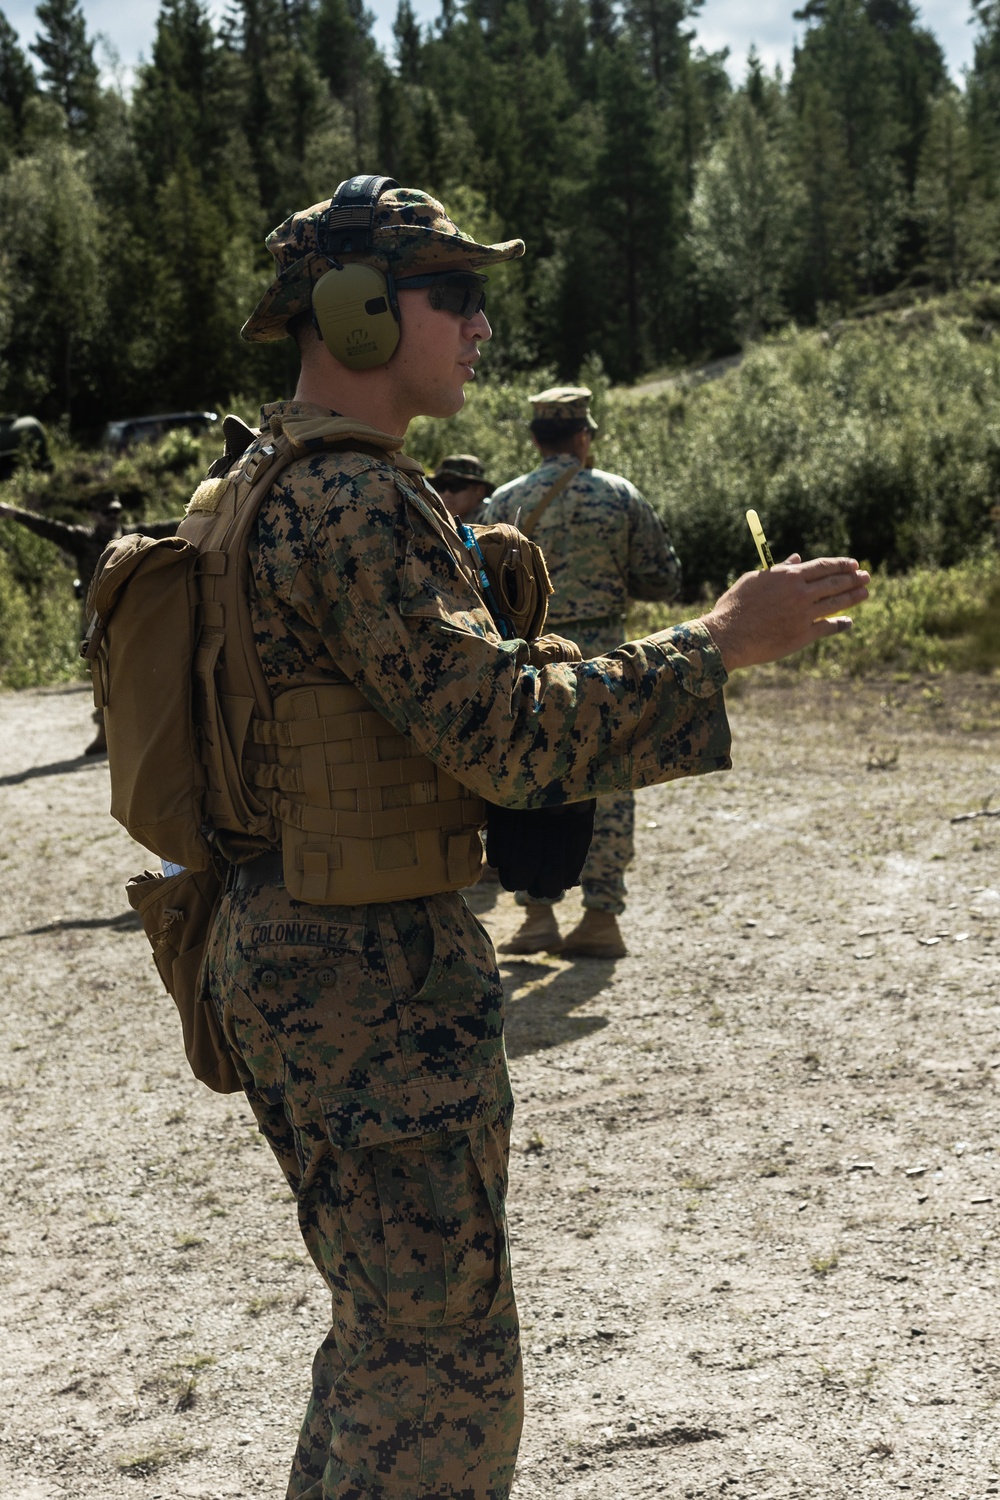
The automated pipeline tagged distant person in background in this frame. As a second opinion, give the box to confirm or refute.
[430,452,495,521]
[487,386,682,958]
[0,496,180,754]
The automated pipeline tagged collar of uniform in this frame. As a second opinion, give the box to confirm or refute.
[538,451,580,474]
[260,400,409,461]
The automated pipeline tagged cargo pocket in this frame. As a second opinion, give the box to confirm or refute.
[321,1066,512,1329]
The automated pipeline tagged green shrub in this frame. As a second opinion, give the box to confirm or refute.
[0,518,79,688]
[627,550,1000,678]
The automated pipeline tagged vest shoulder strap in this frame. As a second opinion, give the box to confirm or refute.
[518,459,582,538]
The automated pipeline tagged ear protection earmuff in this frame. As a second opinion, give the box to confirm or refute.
[312,174,401,371]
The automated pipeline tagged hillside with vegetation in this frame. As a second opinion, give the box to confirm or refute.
[2,293,999,688]
[2,0,1000,686]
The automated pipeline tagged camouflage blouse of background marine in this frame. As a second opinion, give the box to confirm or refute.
[486,389,681,626]
[247,400,733,811]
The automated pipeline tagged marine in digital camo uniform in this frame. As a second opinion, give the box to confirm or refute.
[204,178,870,1500]
[485,387,681,958]
[429,452,495,522]
[0,495,179,753]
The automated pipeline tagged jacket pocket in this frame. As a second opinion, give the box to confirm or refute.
[320,1066,513,1327]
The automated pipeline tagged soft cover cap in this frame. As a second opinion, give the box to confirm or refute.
[529,384,599,431]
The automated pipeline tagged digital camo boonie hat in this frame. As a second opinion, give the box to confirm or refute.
[242,182,525,342]
[529,385,599,432]
[431,454,496,495]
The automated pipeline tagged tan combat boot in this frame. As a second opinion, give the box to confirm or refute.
[502,904,562,954]
[556,909,626,959]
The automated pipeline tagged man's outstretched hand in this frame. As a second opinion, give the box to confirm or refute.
[701,554,870,673]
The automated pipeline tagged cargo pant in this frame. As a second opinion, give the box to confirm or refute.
[515,616,634,915]
[206,876,522,1500]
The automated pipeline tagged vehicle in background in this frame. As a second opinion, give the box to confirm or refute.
[100,411,218,452]
[0,414,52,480]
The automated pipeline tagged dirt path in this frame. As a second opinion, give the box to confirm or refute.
[2,675,999,1500]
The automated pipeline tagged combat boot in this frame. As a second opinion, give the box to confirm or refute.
[556,908,626,959]
[502,904,561,954]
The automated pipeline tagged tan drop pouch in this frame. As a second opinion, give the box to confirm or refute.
[246,683,486,905]
[126,865,242,1094]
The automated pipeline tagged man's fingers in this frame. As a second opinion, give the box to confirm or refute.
[786,555,861,582]
[807,571,869,606]
[812,615,854,637]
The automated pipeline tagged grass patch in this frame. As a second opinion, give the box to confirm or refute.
[809,1249,841,1276]
[117,1447,171,1477]
[246,1294,282,1317]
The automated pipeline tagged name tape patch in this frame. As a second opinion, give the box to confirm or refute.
[245,920,364,950]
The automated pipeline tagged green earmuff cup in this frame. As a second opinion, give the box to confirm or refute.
[311,263,401,370]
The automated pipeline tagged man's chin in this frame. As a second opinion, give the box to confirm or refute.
[426,388,468,420]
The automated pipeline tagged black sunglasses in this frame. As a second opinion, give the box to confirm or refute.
[394,271,488,319]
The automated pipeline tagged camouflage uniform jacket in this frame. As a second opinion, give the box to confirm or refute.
[485,454,681,627]
[248,402,731,809]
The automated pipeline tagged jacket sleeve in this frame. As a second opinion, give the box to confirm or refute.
[0,505,87,555]
[274,459,732,810]
[626,483,682,604]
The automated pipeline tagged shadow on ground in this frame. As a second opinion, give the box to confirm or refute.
[0,911,139,941]
[502,955,615,1058]
[0,755,106,788]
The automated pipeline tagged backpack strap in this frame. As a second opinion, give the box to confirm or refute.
[518,459,582,538]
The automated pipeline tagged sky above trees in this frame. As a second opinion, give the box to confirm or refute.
[0,0,980,83]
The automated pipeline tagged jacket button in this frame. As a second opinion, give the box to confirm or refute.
[260,969,278,988]
[317,969,334,985]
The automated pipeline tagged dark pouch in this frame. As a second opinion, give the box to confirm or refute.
[484,799,597,899]
[125,865,242,1093]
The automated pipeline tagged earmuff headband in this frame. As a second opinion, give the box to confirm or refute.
[317,175,400,259]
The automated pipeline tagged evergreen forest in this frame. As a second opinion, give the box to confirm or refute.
[1,0,1000,430]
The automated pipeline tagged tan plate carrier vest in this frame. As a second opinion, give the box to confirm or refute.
[179,411,492,904]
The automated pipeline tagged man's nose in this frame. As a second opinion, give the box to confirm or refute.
[467,311,492,342]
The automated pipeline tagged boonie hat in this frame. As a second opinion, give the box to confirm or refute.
[242,186,525,342]
[529,385,598,432]
[431,453,495,495]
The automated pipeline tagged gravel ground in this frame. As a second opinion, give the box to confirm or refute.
[2,673,999,1500]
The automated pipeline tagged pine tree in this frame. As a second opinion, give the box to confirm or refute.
[132,0,237,192]
[0,137,104,418]
[690,83,805,342]
[865,0,947,193]
[394,0,423,82]
[968,0,1000,195]
[789,75,858,312]
[915,87,999,285]
[0,10,36,150]
[584,42,682,378]
[30,0,99,135]
[621,0,701,95]
[790,0,905,299]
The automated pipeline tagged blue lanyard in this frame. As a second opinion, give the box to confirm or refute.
[456,521,516,640]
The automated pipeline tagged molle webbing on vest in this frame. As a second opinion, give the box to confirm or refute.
[245,684,485,904]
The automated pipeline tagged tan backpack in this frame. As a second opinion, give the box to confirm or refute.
[82,412,556,1089]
